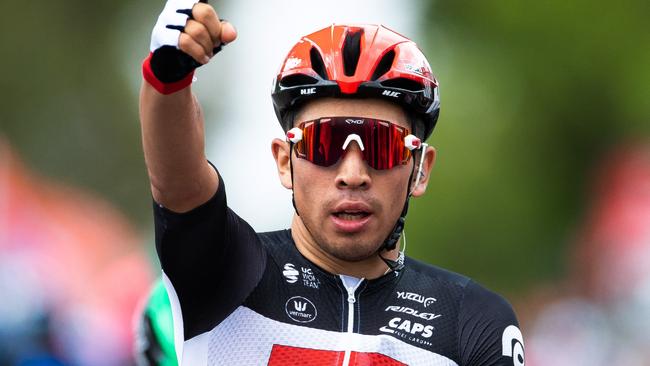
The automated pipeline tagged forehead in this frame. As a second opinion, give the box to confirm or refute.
[295,98,409,130]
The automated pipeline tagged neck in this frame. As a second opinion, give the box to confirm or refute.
[290,214,400,279]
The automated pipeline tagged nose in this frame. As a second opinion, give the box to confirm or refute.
[335,141,371,190]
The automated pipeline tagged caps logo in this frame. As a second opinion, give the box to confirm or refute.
[379,317,434,346]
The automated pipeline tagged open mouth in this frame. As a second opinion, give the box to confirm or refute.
[333,211,371,220]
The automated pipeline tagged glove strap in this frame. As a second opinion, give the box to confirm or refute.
[142,52,195,95]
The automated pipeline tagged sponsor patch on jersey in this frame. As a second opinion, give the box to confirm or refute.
[396,291,436,307]
[283,263,299,283]
[283,263,321,289]
[379,317,434,346]
[285,296,317,323]
[502,325,525,366]
[384,305,442,321]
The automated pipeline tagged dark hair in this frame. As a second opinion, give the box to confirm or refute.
[406,110,426,141]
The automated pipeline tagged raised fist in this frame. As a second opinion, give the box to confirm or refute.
[144,0,237,94]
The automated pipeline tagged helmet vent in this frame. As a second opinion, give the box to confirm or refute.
[371,49,396,81]
[280,73,319,87]
[309,47,329,80]
[343,30,363,77]
[381,77,424,92]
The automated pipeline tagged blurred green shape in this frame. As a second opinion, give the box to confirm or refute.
[407,0,650,294]
[137,279,177,366]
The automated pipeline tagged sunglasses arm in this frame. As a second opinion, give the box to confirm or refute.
[409,142,428,196]
[286,128,303,143]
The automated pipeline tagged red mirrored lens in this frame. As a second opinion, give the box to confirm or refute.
[293,117,411,170]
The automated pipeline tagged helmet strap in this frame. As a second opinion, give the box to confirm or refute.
[378,143,427,272]
[290,132,427,274]
[286,110,301,217]
[288,141,300,217]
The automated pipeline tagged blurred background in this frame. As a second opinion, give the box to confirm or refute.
[1,0,649,364]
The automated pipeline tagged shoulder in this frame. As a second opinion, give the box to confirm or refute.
[403,257,524,365]
[401,258,518,323]
[456,279,524,365]
[257,229,293,249]
[404,256,472,289]
[255,229,295,263]
[459,279,518,323]
[404,257,515,314]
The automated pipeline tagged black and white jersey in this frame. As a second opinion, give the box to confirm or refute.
[154,172,525,366]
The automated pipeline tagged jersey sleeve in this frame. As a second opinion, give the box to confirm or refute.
[457,280,525,366]
[153,166,267,340]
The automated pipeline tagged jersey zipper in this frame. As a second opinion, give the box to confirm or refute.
[340,276,364,366]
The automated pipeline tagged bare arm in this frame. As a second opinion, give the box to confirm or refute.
[140,84,216,212]
[139,2,236,212]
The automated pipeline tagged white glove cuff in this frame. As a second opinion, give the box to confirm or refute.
[150,0,201,52]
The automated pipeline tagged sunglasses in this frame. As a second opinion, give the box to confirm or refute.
[286,116,422,170]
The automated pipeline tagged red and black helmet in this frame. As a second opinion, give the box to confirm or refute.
[272,24,440,140]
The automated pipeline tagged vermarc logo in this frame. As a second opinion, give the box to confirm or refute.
[285,296,317,323]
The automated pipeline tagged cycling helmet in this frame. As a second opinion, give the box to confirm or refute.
[272,24,440,139]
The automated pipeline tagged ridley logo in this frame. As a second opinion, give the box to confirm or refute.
[396,292,436,307]
[385,306,442,321]
[285,296,317,323]
[345,118,364,124]
[283,263,299,284]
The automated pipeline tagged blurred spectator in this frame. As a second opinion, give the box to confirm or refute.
[133,279,177,366]
[525,143,650,365]
[0,137,153,365]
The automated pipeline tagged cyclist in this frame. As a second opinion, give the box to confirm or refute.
[139,0,525,365]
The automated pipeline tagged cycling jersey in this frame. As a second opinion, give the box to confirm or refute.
[154,170,525,366]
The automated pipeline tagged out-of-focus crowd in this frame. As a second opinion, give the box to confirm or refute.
[523,144,650,365]
[1,136,649,365]
[0,139,153,365]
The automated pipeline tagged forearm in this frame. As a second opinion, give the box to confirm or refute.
[138,0,233,212]
[139,81,218,212]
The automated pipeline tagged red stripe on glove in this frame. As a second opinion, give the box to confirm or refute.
[142,53,195,95]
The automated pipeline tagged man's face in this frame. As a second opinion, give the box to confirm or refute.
[288,98,416,262]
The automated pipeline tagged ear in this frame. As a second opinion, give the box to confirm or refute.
[271,138,293,190]
[410,145,436,197]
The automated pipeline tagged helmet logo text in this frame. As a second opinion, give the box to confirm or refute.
[300,87,316,95]
[382,90,401,98]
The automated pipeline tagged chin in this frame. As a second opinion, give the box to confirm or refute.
[322,238,383,263]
